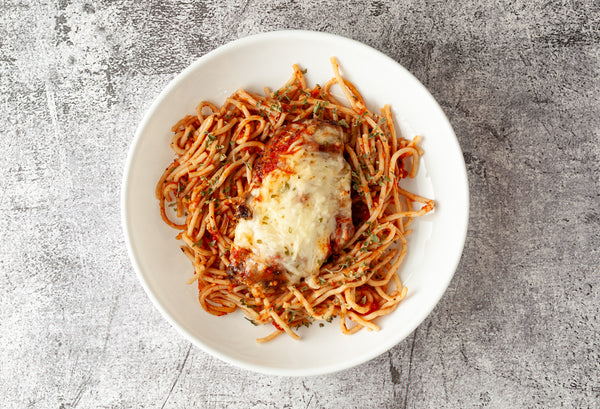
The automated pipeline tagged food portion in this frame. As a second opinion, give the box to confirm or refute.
[156,58,434,342]
[229,119,353,293]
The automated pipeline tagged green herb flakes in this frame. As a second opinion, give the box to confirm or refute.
[244,317,258,326]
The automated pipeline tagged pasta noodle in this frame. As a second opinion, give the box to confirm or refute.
[156,58,434,342]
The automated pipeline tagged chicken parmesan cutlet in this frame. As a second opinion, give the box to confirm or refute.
[228,119,353,295]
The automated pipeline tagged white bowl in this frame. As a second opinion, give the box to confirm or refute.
[121,30,469,376]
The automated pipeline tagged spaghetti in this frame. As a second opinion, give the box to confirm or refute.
[156,58,434,342]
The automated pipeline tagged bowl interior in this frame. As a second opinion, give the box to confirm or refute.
[122,31,468,376]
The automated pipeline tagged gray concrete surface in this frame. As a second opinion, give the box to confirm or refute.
[1,1,599,408]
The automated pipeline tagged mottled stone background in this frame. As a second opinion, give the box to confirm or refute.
[1,0,599,408]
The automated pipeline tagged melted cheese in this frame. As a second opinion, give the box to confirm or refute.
[233,123,352,283]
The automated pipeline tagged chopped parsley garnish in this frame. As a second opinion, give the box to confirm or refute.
[270,102,283,113]
[244,317,258,326]
[200,187,214,198]
[279,181,290,193]
[354,112,366,127]
[205,132,216,144]
[313,100,328,116]
[378,176,392,185]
